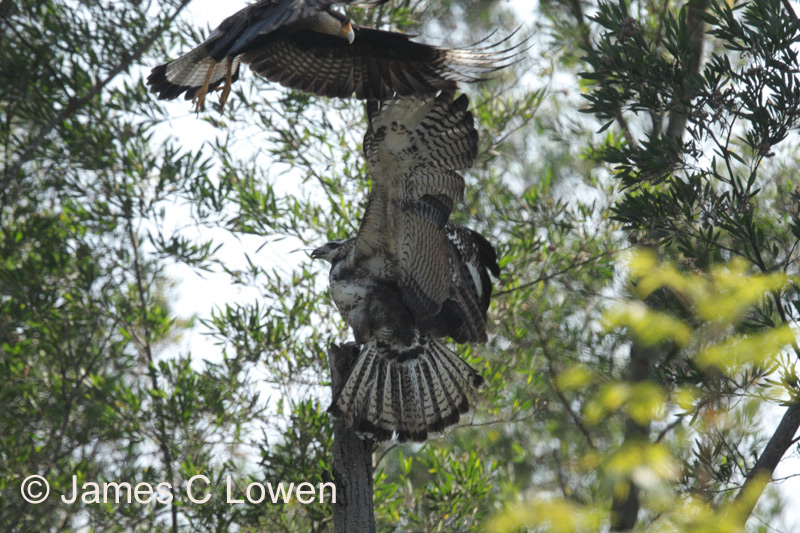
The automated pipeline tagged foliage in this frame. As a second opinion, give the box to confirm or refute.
[3,0,800,531]
[1,0,258,530]
[491,251,796,531]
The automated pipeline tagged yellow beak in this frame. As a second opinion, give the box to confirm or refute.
[342,21,355,44]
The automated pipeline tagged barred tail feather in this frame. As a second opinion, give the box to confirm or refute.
[329,337,483,442]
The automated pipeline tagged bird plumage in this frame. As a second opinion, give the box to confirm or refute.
[146,0,517,111]
[314,92,500,441]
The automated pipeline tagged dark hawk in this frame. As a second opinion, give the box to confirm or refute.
[147,0,516,112]
[313,92,500,442]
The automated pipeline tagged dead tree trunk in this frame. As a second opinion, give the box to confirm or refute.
[328,343,376,533]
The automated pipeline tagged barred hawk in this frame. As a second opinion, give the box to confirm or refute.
[147,0,515,112]
[313,92,500,442]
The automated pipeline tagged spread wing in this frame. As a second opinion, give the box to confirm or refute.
[148,0,517,105]
[352,91,478,320]
[242,27,516,100]
[147,0,388,101]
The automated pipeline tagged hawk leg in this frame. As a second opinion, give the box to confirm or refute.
[217,56,234,111]
[192,59,217,113]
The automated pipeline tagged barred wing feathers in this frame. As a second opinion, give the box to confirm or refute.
[356,92,478,320]
[245,27,516,100]
[324,92,499,442]
[329,220,501,442]
[147,0,389,102]
[428,223,500,344]
[148,0,517,106]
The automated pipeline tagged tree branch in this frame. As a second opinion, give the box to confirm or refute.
[128,219,178,533]
[494,246,630,297]
[610,341,655,531]
[664,0,709,142]
[328,343,376,533]
[735,402,800,517]
[1,0,192,195]
[531,315,596,450]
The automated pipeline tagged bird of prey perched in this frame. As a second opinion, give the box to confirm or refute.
[313,92,500,442]
[147,0,515,112]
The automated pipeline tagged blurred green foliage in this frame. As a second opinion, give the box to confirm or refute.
[492,251,795,531]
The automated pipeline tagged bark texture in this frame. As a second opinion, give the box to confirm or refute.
[329,343,376,533]
[609,341,655,531]
[735,402,800,516]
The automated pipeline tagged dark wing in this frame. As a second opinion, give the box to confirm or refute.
[352,91,477,320]
[242,27,516,99]
[147,0,388,101]
[447,223,500,315]
[423,223,500,344]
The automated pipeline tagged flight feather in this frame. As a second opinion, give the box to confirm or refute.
[314,93,500,442]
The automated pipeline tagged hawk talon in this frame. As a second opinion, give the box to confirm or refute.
[192,91,206,114]
[218,56,234,112]
[146,1,520,110]
[192,59,217,113]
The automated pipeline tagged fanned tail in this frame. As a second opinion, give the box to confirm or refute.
[329,337,483,442]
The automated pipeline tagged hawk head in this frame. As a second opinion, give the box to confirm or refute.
[311,239,352,263]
